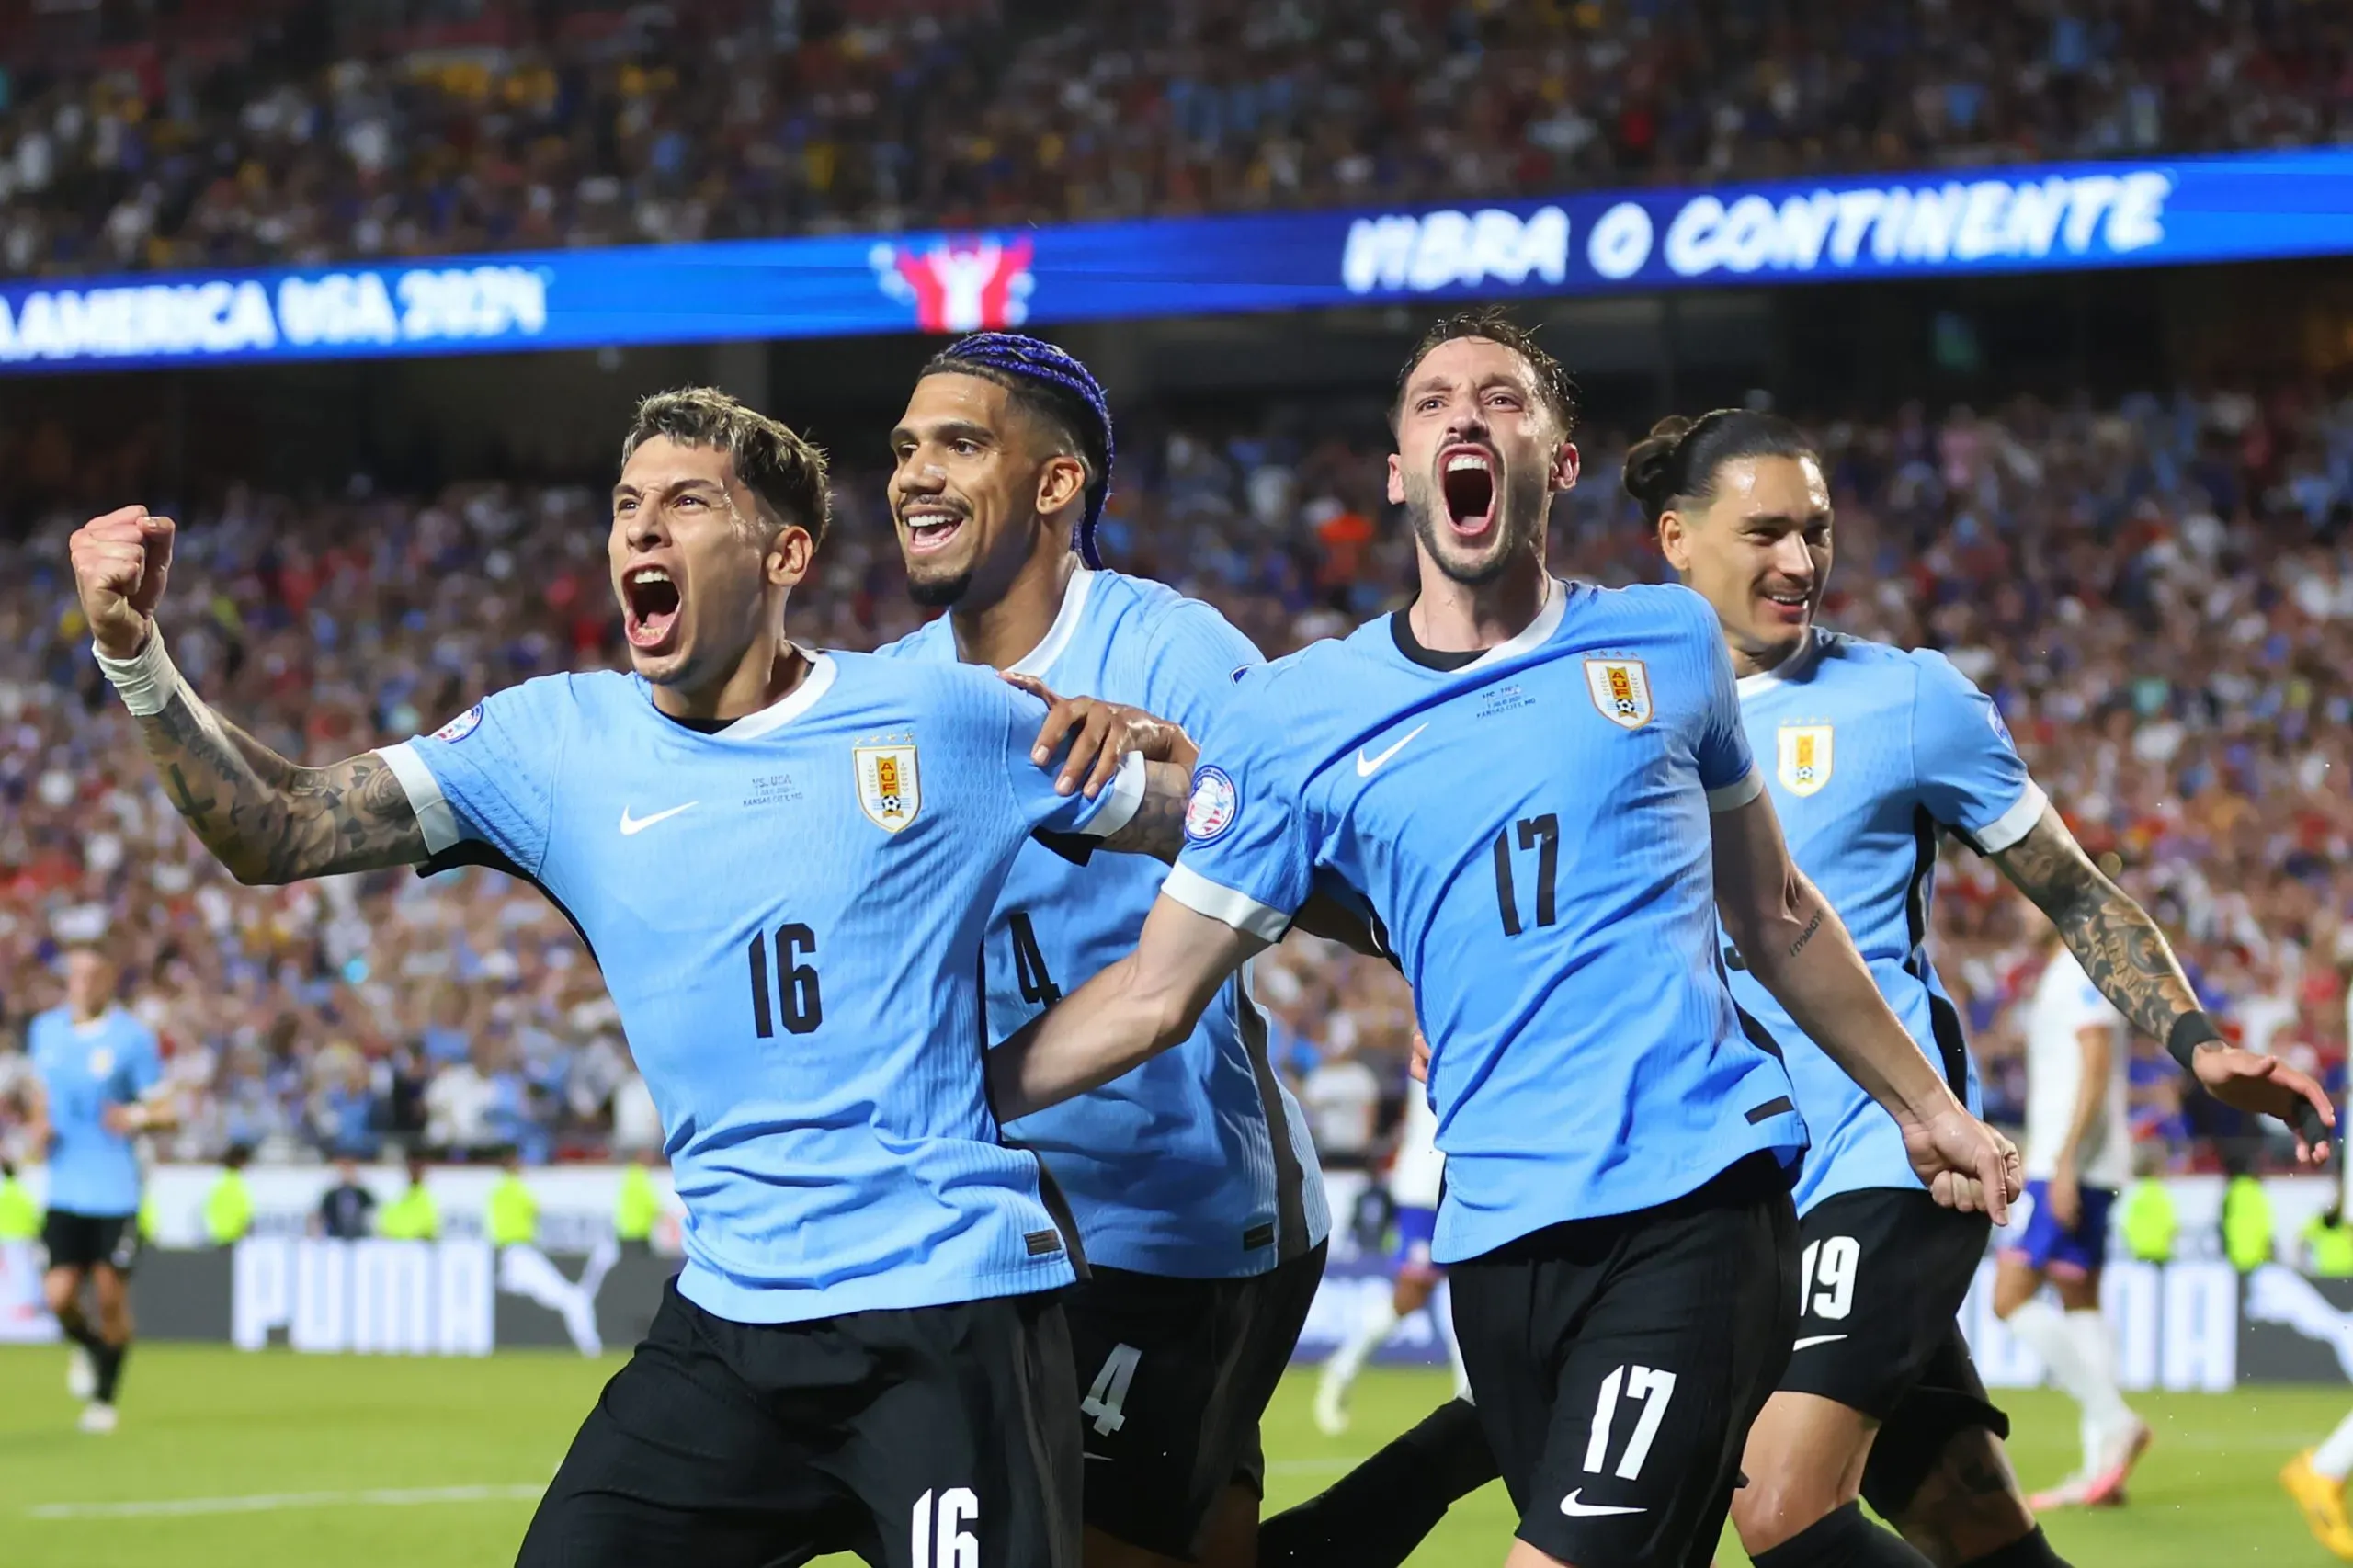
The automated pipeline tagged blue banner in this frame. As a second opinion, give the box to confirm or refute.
[2,148,2349,373]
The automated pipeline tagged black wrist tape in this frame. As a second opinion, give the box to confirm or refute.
[2165,1011,2222,1074]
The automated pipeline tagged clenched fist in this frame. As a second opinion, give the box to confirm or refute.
[68,506,176,659]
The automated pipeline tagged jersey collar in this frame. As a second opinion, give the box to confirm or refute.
[710,649,839,741]
[1007,566,1097,682]
[1392,574,1566,674]
[1735,627,1822,699]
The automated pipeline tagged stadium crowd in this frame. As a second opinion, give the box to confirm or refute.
[0,0,2347,276]
[3,379,2352,1172]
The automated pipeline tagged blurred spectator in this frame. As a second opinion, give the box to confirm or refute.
[423,1043,499,1159]
[314,1154,374,1239]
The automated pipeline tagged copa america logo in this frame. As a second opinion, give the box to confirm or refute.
[869,235,1036,333]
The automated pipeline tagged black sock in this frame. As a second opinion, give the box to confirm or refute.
[1958,1528,2069,1568]
[55,1302,104,1358]
[1752,1502,1937,1568]
[1257,1399,1498,1568]
[93,1340,129,1405]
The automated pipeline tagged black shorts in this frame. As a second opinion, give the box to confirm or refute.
[42,1210,139,1275]
[1777,1187,2010,1516]
[1449,1153,1799,1568]
[517,1279,1081,1568]
[1068,1243,1326,1560]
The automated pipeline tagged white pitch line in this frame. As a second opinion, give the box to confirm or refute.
[29,1483,546,1520]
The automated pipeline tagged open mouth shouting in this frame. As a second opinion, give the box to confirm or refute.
[1438,445,1500,543]
[623,563,683,653]
[899,501,968,558]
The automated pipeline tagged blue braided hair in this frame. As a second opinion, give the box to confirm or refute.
[922,332,1115,568]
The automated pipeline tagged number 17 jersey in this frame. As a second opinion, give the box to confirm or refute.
[381,653,1139,1324]
[1167,579,1808,1266]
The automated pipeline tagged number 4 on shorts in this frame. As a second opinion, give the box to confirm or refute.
[1081,1343,1142,1436]
[1583,1365,1677,1481]
[912,1486,978,1568]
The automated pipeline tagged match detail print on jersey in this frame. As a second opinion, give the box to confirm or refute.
[1776,723,1835,797]
[854,737,922,833]
[1582,658,1654,729]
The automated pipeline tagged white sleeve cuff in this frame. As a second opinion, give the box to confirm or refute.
[1075,751,1147,840]
[1706,767,1766,813]
[1162,863,1293,943]
[377,742,460,856]
[1970,781,2049,854]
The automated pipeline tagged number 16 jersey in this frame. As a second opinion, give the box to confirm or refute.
[1167,579,1808,1266]
[381,653,1138,1324]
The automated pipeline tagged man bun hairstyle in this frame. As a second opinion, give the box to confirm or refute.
[621,387,834,550]
[922,332,1116,568]
[1392,304,1580,437]
[1622,408,1817,526]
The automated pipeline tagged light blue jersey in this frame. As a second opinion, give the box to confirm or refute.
[29,1006,160,1218]
[1730,629,2043,1213]
[1168,579,1807,1265]
[380,653,1139,1324]
[880,569,1327,1277]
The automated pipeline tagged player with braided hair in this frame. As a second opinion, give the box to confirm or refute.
[877,333,1334,1568]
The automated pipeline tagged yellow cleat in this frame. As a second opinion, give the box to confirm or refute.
[2282,1450,2353,1561]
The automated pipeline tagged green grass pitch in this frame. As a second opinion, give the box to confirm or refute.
[0,1344,2338,1565]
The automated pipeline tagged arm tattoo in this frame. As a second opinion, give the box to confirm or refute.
[1992,809,2200,1044]
[135,687,426,884]
[1099,760,1190,864]
[1786,908,1824,958]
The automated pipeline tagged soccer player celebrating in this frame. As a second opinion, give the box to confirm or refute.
[986,306,2021,1568]
[24,941,173,1434]
[67,387,1192,1568]
[873,334,1329,1568]
[1994,928,2145,1511]
[1632,407,2333,1568]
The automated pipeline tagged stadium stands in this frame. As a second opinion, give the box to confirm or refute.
[0,0,2347,276]
[0,381,2347,1170]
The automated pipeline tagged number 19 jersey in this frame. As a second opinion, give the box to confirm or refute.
[381,653,1138,1324]
[1167,579,1807,1266]
[1730,628,2043,1213]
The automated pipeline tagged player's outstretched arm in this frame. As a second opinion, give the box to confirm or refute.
[1994,805,2335,1161]
[989,892,1267,1120]
[70,506,427,885]
[1711,790,2019,1221]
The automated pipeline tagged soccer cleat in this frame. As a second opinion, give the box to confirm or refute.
[76,1403,118,1436]
[66,1346,95,1401]
[2282,1450,2353,1561]
[1312,1369,1350,1437]
[2026,1471,2093,1512]
[2078,1415,2152,1506]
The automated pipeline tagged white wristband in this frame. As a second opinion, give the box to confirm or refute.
[93,625,183,718]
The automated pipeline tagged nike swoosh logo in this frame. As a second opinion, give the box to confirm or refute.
[1356,722,1429,778]
[1560,1490,1647,1518]
[618,801,699,835]
[1793,1334,1848,1350]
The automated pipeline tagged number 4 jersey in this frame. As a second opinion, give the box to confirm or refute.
[380,653,1140,1324]
[880,568,1327,1278]
[1168,578,1808,1266]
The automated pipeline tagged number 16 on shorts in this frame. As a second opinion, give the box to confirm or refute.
[912,1487,978,1568]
